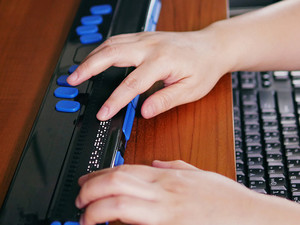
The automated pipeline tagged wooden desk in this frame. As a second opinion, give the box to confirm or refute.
[0,0,235,212]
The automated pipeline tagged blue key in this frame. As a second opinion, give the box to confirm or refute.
[50,222,62,225]
[56,100,80,113]
[81,15,103,25]
[80,33,103,44]
[68,65,78,74]
[57,75,71,87]
[54,87,78,99]
[90,4,113,15]
[64,222,80,225]
[76,25,98,35]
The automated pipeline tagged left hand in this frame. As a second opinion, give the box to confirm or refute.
[75,160,259,225]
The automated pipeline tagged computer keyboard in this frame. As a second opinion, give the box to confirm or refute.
[233,70,300,203]
[0,0,161,225]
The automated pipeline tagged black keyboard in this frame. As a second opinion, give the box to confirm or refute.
[233,70,300,203]
[0,0,161,225]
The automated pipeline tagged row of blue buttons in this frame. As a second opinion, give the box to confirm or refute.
[76,4,112,44]
[55,65,81,113]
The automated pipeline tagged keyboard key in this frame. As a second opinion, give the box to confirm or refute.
[56,100,80,113]
[76,25,98,35]
[64,222,80,225]
[277,91,295,114]
[81,15,103,25]
[68,65,78,74]
[54,87,79,99]
[249,178,266,190]
[51,222,62,225]
[273,71,289,80]
[57,75,71,86]
[259,91,275,112]
[80,33,103,44]
[90,4,113,15]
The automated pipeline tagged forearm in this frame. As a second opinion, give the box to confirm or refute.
[250,193,300,224]
[214,0,300,72]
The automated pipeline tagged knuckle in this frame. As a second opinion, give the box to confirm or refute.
[103,45,119,58]
[113,196,128,211]
[123,76,139,90]
[106,170,123,185]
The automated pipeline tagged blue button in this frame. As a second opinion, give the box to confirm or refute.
[54,87,78,99]
[57,75,71,87]
[50,222,62,225]
[76,25,98,35]
[114,151,124,167]
[90,4,113,15]
[56,100,80,113]
[64,222,80,225]
[122,104,135,141]
[81,15,103,25]
[68,65,78,74]
[80,33,103,44]
[131,95,139,109]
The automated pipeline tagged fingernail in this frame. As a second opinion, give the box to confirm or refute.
[97,105,110,120]
[75,197,82,209]
[143,103,154,118]
[68,71,78,83]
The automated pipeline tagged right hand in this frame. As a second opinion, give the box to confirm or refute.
[67,28,231,120]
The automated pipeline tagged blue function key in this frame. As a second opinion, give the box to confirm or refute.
[76,25,98,35]
[54,87,79,99]
[64,222,80,225]
[57,75,71,87]
[80,33,103,44]
[90,4,113,15]
[56,100,80,113]
[50,221,62,225]
[81,15,103,25]
[68,65,78,74]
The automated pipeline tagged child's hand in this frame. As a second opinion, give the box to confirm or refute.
[67,30,230,120]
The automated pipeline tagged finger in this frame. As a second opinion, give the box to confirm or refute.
[140,80,194,119]
[96,62,168,121]
[80,195,163,225]
[78,164,161,186]
[67,42,145,86]
[82,33,143,63]
[76,167,161,209]
[152,160,199,171]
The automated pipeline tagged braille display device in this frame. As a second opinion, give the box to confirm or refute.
[0,0,161,224]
